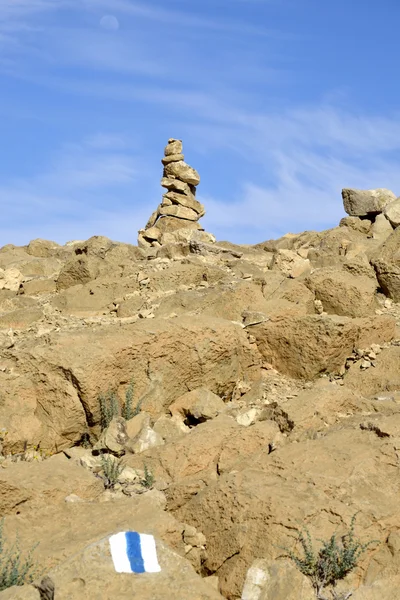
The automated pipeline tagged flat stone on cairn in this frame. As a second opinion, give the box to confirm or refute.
[138,139,215,249]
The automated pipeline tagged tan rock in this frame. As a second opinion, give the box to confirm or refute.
[339,216,372,234]
[384,197,400,227]
[93,417,128,455]
[345,346,400,396]
[156,216,202,234]
[373,227,400,300]
[162,153,184,165]
[26,238,61,258]
[170,388,225,423]
[160,229,215,247]
[371,213,393,241]
[305,268,378,317]
[342,188,396,216]
[270,249,311,278]
[241,559,314,600]
[163,191,205,215]
[161,177,192,195]
[158,205,199,221]
[142,226,162,242]
[0,267,26,292]
[18,277,57,295]
[153,414,189,443]
[0,453,103,515]
[251,314,394,379]
[155,242,192,260]
[116,294,145,318]
[125,411,151,440]
[164,139,183,156]
[145,209,159,230]
[57,256,100,290]
[0,307,43,330]
[127,424,164,454]
[154,280,270,322]
[177,429,392,598]
[164,161,201,186]
[0,493,222,599]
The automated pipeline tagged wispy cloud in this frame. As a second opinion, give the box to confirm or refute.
[0,134,151,246]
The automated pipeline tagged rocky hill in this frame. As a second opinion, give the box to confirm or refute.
[1,141,400,599]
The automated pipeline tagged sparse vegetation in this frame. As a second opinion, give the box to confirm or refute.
[122,379,140,420]
[0,519,40,591]
[99,378,140,429]
[142,463,155,489]
[101,454,125,489]
[281,514,378,600]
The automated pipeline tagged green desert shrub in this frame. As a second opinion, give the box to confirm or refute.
[142,463,155,489]
[281,514,378,600]
[101,454,125,489]
[0,519,40,591]
[99,389,119,430]
[99,379,139,429]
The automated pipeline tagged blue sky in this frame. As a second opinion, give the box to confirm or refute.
[1,0,400,247]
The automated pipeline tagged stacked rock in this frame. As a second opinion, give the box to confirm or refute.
[138,139,211,248]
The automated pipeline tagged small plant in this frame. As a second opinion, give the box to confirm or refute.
[280,514,378,600]
[0,519,40,591]
[142,463,155,489]
[122,379,137,421]
[101,454,125,489]
[99,389,120,430]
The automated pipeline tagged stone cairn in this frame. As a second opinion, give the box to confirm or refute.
[138,139,212,248]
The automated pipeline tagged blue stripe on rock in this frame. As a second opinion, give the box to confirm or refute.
[125,532,145,573]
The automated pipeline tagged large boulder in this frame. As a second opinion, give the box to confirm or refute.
[384,197,400,228]
[342,188,396,217]
[251,314,395,379]
[164,161,201,186]
[0,316,261,452]
[177,427,399,598]
[0,490,223,600]
[0,453,103,515]
[373,227,400,300]
[305,268,378,317]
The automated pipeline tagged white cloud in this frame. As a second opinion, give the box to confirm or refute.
[0,134,150,247]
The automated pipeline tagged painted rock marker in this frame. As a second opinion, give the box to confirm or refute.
[109,532,161,574]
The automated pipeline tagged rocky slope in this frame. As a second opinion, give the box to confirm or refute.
[1,150,400,599]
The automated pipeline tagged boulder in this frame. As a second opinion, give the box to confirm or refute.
[162,153,185,164]
[0,491,223,600]
[0,453,103,515]
[0,267,26,292]
[251,314,395,379]
[339,216,371,234]
[241,559,314,600]
[164,161,201,186]
[93,417,129,456]
[342,188,396,217]
[164,139,183,156]
[169,388,225,424]
[371,213,393,242]
[384,197,400,228]
[161,177,192,195]
[344,346,400,396]
[163,191,205,215]
[159,205,199,221]
[0,316,260,451]
[177,428,394,598]
[373,227,400,300]
[25,239,61,258]
[270,249,311,279]
[57,257,100,290]
[305,268,378,317]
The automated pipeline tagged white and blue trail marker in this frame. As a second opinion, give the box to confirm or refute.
[109,532,161,574]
